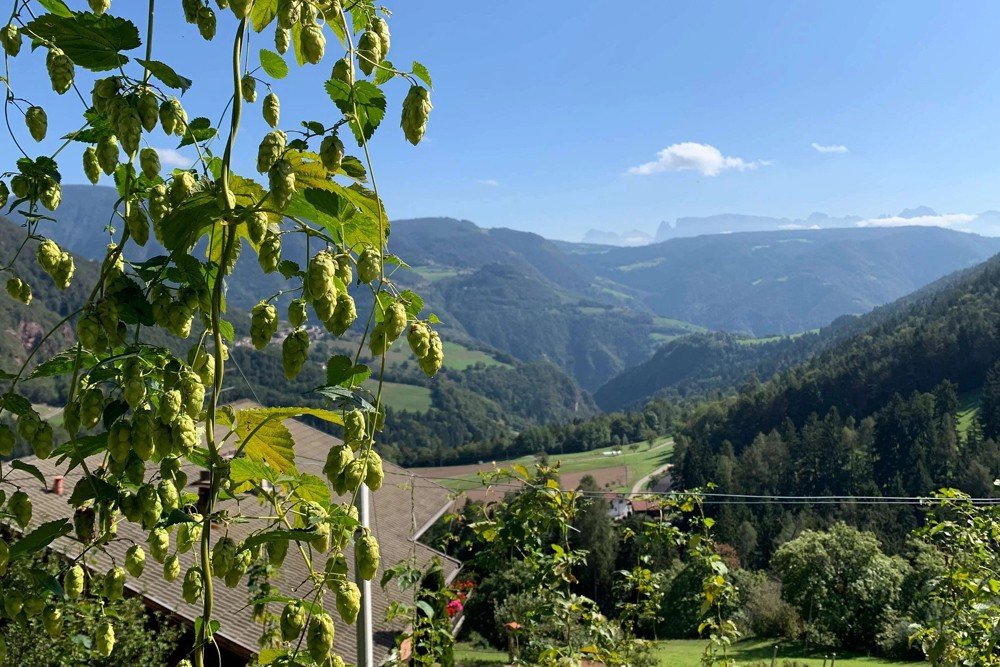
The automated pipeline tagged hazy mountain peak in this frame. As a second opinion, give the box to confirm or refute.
[897,206,938,218]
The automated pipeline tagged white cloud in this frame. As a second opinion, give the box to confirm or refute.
[811,142,849,154]
[778,223,821,230]
[627,142,768,177]
[855,213,976,229]
[476,178,499,187]
[155,147,195,169]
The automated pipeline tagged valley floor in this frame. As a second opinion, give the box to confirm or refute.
[454,639,926,666]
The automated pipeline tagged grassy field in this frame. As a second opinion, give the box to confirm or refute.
[365,380,433,412]
[441,341,511,371]
[409,265,461,282]
[427,437,672,493]
[454,639,926,666]
[957,390,981,437]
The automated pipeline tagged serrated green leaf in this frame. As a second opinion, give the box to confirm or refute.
[26,12,140,71]
[293,473,331,505]
[28,349,96,379]
[179,117,217,148]
[290,22,306,67]
[259,48,289,79]
[136,59,192,91]
[68,475,117,507]
[324,80,386,146]
[373,59,395,85]
[2,393,31,416]
[234,407,343,473]
[10,460,45,486]
[157,192,218,251]
[411,61,432,88]
[218,319,235,343]
[38,0,73,17]
[251,0,279,32]
[242,528,316,552]
[10,520,72,558]
[326,355,371,388]
[399,290,424,319]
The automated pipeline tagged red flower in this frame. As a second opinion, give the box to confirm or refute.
[446,599,464,617]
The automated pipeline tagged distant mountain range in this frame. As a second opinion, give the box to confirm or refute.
[18,187,1000,390]
[582,206,1000,246]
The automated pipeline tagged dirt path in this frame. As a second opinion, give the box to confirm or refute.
[631,462,672,495]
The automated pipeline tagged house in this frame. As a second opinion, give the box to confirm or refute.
[607,496,633,520]
[14,400,459,665]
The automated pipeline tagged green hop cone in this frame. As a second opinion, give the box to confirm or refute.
[0,425,14,457]
[42,605,63,639]
[139,147,160,179]
[306,250,338,299]
[171,412,199,454]
[357,30,382,76]
[74,506,96,543]
[419,330,444,377]
[263,92,280,128]
[401,85,433,146]
[0,179,8,207]
[267,538,288,566]
[103,566,126,601]
[97,135,120,175]
[268,158,296,209]
[275,26,291,54]
[407,321,432,358]
[91,76,119,113]
[357,246,380,284]
[158,479,179,512]
[77,311,106,351]
[246,210,269,245]
[125,545,146,577]
[39,176,61,212]
[212,536,238,578]
[116,106,142,156]
[301,23,326,64]
[80,387,104,428]
[280,601,307,641]
[159,98,188,136]
[89,0,111,13]
[170,171,197,205]
[345,409,366,442]
[383,301,408,341]
[95,620,115,657]
[177,514,203,553]
[126,200,150,247]
[6,276,31,305]
[288,298,307,327]
[148,527,170,563]
[356,531,380,580]
[307,614,335,662]
[277,0,302,29]
[258,231,282,273]
[46,47,74,94]
[250,301,278,350]
[64,564,85,599]
[323,444,353,486]
[335,580,361,624]
[107,421,131,462]
[365,450,384,490]
[282,329,309,379]
[138,89,159,131]
[327,292,356,336]
[180,369,206,417]
[163,554,181,582]
[241,74,257,103]
[320,133,344,172]
[256,130,286,173]
[196,5,217,40]
[0,24,21,57]
[25,106,47,142]
[10,175,28,199]
[371,16,391,55]
[182,567,203,604]
[83,147,101,184]
[342,457,366,494]
[131,411,155,460]
[229,0,251,18]
[331,57,353,86]
[224,549,251,588]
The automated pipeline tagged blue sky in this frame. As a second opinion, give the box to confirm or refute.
[10,1,1000,240]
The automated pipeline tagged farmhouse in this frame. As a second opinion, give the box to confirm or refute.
[13,400,459,665]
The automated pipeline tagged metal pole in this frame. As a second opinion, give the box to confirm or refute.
[770,645,777,667]
[355,485,374,667]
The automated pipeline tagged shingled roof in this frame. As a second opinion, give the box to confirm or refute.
[13,399,459,665]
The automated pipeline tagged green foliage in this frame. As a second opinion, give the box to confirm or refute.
[771,523,906,651]
[0,2,439,666]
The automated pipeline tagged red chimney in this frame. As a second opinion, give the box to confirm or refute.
[52,475,64,496]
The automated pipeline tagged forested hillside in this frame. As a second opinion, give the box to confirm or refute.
[672,251,1000,563]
